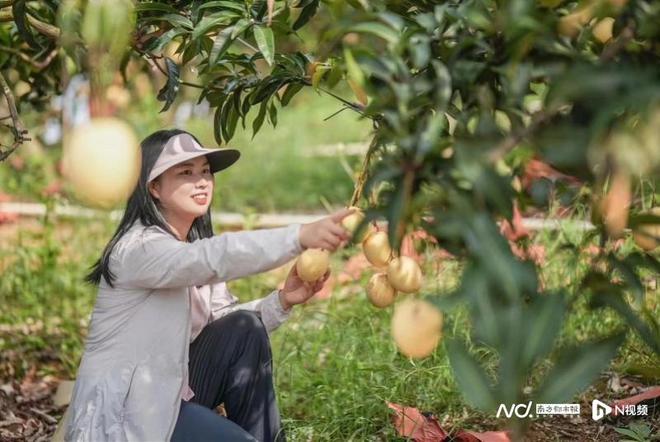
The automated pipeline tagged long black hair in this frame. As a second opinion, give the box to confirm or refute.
[85,129,215,288]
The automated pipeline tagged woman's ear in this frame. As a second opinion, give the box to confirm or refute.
[148,180,160,200]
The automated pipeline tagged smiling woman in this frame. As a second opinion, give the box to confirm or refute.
[60,128,353,442]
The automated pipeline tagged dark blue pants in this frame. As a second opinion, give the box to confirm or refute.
[170,310,286,442]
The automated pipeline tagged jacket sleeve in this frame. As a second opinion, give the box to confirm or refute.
[209,282,292,334]
[112,224,303,289]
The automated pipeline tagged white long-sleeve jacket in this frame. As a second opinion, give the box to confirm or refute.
[62,219,302,441]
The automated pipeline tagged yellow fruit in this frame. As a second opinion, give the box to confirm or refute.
[63,118,140,209]
[558,6,593,38]
[362,231,392,268]
[633,207,660,251]
[296,248,330,282]
[366,273,397,308]
[387,256,423,293]
[105,85,130,108]
[341,206,365,235]
[593,17,615,43]
[600,171,631,239]
[391,299,443,359]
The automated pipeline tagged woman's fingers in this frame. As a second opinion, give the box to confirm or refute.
[328,222,351,240]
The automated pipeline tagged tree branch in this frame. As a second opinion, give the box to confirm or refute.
[27,13,60,39]
[0,45,57,69]
[0,70,29,161]
[0,9,61,38]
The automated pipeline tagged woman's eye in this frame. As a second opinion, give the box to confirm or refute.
[203,168,211,174]
[181,170,192,175]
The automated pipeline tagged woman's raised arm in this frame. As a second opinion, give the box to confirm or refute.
[111,224,303,289]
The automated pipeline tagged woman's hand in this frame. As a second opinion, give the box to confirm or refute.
[299,208,353,251]
[278,265,330,310]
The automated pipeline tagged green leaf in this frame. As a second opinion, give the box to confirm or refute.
[280,82,303,106]
[210,25,235,66]
[159,13,194,30]
[613,427,644,440]
[536,333,625,404]
[13,0,39,49]
[343,48,365,88]
[254,26,275,66]
[231,18,251,39]
[293,0,319,31]
[156,57,180,113]
[252,101,268,139]
[590,291,660,353]
[445,339,497,411]
[349,22,399,44]
[192,13,232,40]
[135,3,179,14]
[146,28,186,53]
[268,101,278,127]
[213,104,224,145]
[220,97,239,143]
[522,294,566,367]
[198,0,246,14]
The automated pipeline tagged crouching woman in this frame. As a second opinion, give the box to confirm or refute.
[61,129,351,441]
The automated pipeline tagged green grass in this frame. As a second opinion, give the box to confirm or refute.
[1,209,658,440]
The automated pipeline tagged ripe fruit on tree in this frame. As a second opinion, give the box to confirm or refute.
[296,248,330,282]
[341,206,365,237]
[62,118,140,209]
[633,207,660,251]
[366,273,397,308]
[387,256,423,293]
[558,6,593,38]
[391,299,443,359]
[362,231,392,268]
[593,17,615,43]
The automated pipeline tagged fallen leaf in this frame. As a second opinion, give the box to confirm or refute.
[338,253,371,283]
[455,430,512,442]
[500,202,529,242]
[521,158,581,191]
[612,386,660,416]
[387,402,447,441]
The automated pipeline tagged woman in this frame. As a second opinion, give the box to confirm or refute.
[62,129,352,441]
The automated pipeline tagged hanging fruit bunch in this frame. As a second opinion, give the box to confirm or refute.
[329,204,443,359]
[59,0,141,210]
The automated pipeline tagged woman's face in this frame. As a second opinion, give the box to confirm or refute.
[148,155,214,223]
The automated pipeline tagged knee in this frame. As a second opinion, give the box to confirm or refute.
[225,310,267,339]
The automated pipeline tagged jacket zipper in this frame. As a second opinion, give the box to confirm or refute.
[165,288,192,440]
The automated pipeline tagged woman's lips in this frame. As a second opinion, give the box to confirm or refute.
[192,194,208,205]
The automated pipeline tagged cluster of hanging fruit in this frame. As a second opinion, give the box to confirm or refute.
[294,206,443,359]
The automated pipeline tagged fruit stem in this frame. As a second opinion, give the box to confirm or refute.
[349,135,380,207]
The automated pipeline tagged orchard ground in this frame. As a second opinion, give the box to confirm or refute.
[0,212,658,441]
[1,90,658,441]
